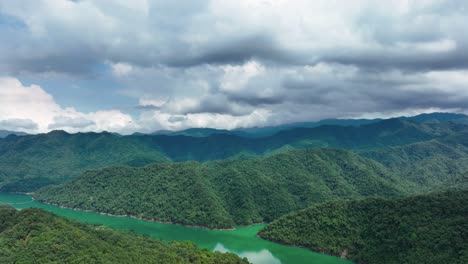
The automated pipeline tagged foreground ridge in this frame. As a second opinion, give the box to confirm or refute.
[0,205,249,264]
[258,189,468,264]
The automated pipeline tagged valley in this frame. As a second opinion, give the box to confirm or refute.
[2,2,467,263]
[0,192,351,264]
[1,113,467,263]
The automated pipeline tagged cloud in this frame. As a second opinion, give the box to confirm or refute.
[123,59,468,130]
[0,1,468,131]
[48,116,95,129]
[0,118,38,130]
[0,77,136,133]
[111,62,133,77]
[1,0,467,74]
[167,115,186,123]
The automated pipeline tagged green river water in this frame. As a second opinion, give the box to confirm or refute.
[0,192,352,264]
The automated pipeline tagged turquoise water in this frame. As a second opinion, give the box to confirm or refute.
[0,192,352,264]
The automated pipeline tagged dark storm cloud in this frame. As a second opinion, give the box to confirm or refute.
[1,0,468,75]
[323,48,468,72]
[227,94,284,106]
[168,115,187,123]
[1,0,468,132]
[274,71,468,122]
[362,86,468,110]
[167,34,293,67]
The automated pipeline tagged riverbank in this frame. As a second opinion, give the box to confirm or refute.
[35,198,239,231]
[0,192,353,264]
[256,233,351,262]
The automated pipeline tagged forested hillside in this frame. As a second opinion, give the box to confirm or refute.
[35,148,406,228]
[258,190,468,264]
[0,205,249,264]
[0,131,169,192]
[361,139,468,188]
[2,118,465,192]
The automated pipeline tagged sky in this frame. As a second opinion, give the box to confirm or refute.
[0,0,468,134]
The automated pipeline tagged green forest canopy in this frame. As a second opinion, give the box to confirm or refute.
[258,189,468,264]
[35,148,407,228]
[0,205,249,264]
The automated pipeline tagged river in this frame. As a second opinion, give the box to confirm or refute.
[0,192,352,264]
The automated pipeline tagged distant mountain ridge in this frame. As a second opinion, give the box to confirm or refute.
[147,112,468,138]
[1,116,467,192]
[0,130,28,138]
[362,139,468,189]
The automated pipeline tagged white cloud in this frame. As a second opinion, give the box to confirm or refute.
[0,118,38,130]
[1,1,468,131]
[138,108,271,132]
[111,62,133,77]
[220,61,265,93]
[0,77,136,133]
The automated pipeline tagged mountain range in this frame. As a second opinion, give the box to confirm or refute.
[1,112,468,263]
[34,148,406,228]
[258,189,468,264]
[2,113,468,192]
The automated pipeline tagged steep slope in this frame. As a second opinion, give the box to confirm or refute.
[0,205,248,264]
[0,131,169,192]
[361,140,468,188]
[35,148,406,228]
[258,190,468,264]
[1,118,465,192]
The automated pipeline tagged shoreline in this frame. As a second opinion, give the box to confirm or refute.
[256,234,353,263]
[34,198,245,231]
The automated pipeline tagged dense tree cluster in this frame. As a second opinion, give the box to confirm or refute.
[2,114,468,263]
[35,148,405,228]
[362,139,468,189]
[2,118,464,192]
[0,205,249,264]
[258,190,468,264]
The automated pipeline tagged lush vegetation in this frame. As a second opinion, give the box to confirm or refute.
[2,117,466,192]
[0,205,249,264]
[0,131,169,192]
[35,148,406,228]
[258,189,468,264]
[2,113,468,262]
[362,139,468,189]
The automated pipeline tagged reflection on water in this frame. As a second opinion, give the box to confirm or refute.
[0,192,352,264]
[214,243,281,264]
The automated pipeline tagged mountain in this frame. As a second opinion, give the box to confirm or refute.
[0,130,28,138]
[34,148,406,229]
[146,119,383,138]
[0,205,248,264]
[361,139,468,189]
[148,112,468,138]
[258,189,468,264]
[233,118,384,137]
[401,112,468,124]
[219,112,468,138]
[0,130,169,192]
[1,118,466,192]
[151,128,241,137]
